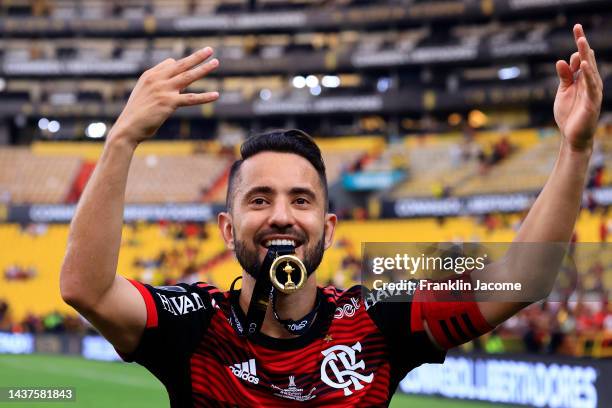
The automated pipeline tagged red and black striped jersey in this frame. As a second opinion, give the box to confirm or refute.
[123,280,447,407]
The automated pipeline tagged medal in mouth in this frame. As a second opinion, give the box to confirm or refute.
[269,253,307,294]
[264,240,307,294]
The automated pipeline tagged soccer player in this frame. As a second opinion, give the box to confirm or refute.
[60,24,602,406]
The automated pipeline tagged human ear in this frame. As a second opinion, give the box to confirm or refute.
[218,211,235,250]
[323,213,337,250]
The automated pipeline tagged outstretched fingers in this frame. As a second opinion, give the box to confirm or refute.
[178,91,220,107]
[171,58,220,89]
[165,47,214,77]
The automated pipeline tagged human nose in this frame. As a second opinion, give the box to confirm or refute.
[268,198,295,229]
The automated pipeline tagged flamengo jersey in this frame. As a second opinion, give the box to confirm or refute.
[123,280,447,407]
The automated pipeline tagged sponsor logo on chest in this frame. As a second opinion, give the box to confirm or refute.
[333,297,361,319]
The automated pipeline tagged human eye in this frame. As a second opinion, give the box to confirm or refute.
[250,197,268,206]
[294,197,310,206]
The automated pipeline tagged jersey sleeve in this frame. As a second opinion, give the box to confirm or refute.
[366,273,495,368]
[121,280,216,376]
[365,286,447,368]
[411,274,494,350]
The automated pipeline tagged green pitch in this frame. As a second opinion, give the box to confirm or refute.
[0,354,501,408]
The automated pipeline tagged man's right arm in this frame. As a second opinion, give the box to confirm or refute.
[60,48,220,354]
[60,136,144,354]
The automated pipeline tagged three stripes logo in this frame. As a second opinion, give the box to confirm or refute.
[229,359,260,385]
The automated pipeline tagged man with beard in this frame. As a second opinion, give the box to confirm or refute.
[61,24,602,407]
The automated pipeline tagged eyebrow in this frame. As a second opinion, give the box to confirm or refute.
[289,187,317,201]
[243,186,274,198]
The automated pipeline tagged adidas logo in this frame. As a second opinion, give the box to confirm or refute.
[229,359,260,385]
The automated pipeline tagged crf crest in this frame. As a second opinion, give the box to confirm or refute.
[320,341,374,396]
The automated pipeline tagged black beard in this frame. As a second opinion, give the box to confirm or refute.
[234,239,261,278]
[234,235,325,279]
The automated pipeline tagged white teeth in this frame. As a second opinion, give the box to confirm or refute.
[265,239,296,247]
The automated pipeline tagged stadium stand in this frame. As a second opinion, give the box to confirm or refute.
[0,137,378,204]
[0,1,610,142]
[2,209,611,357]
[0,148,81,203]
[125,154,232,203]
[2,126,610,206]
[388,136,480,198]
[455,135,557,196]
[2,210,611,317]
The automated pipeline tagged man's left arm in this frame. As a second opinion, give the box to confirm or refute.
[473,24,603,327]
[415,24,603,351]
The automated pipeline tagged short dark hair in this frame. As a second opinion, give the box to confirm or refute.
[226,129,328,211]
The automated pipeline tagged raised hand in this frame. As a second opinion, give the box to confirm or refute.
[554,24,603,153]
[110,47,220,146]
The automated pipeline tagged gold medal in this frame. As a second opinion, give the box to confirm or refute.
[269,254,307,294]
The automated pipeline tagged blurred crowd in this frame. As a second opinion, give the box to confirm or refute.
[482,297,612,356]
[0,299,93,334]
[4,265,37,281]
[1,290,610,357]
[126,221,219,287]
[1,216,611,357]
